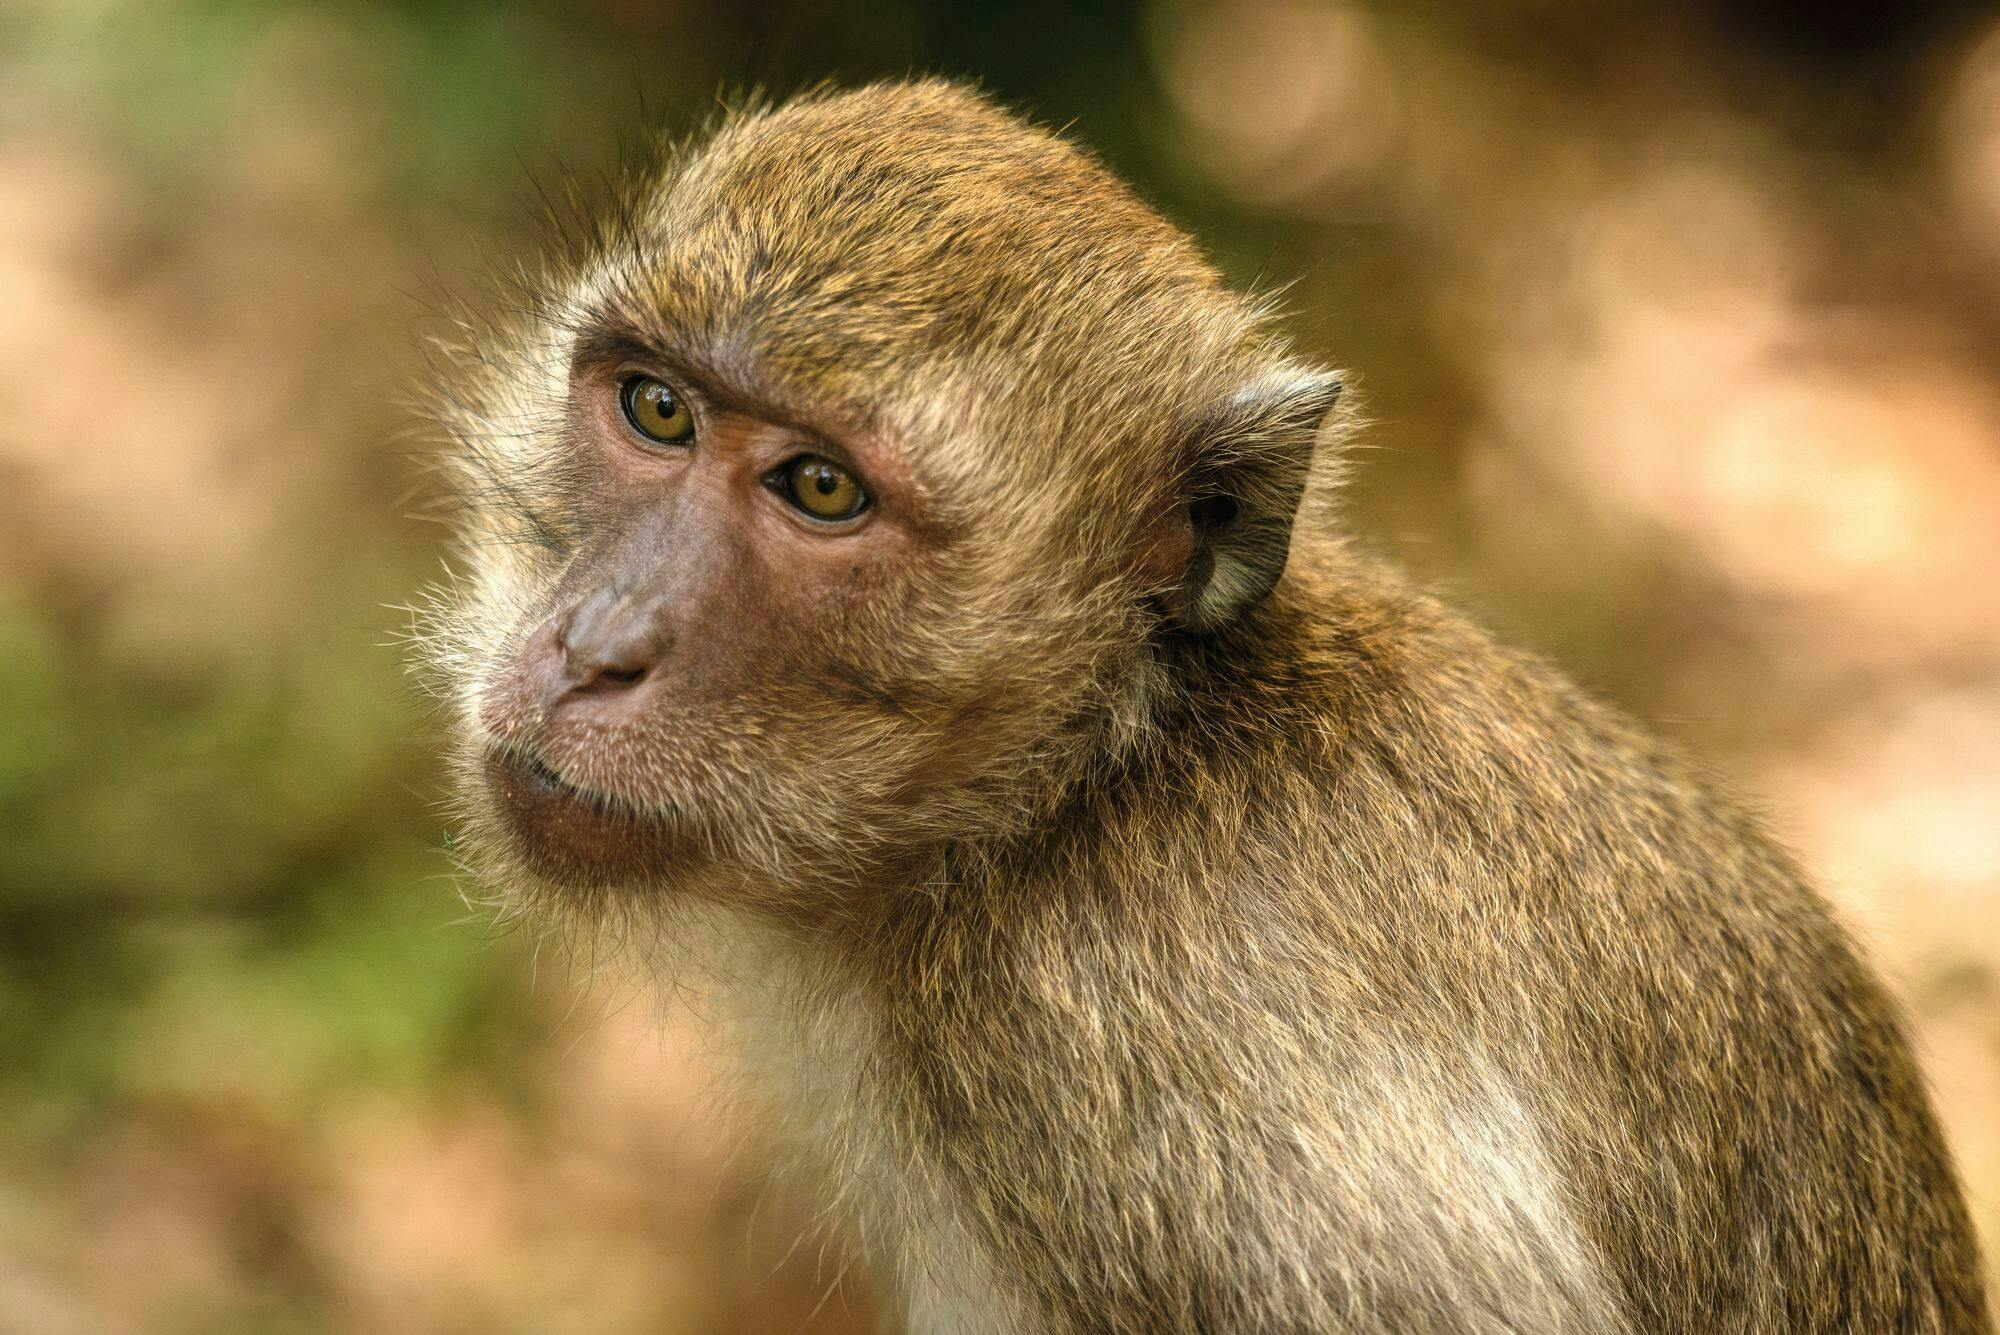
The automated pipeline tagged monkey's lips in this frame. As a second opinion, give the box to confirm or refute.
[483,745,702,885]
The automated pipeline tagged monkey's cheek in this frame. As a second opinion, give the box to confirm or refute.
[481,746,706,889]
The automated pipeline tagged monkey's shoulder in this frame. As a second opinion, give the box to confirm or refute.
[1166,552,1840,951]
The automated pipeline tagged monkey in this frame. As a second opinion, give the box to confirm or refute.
[416,80,1994,1333]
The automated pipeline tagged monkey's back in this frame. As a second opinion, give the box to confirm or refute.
[1262,549,1989,1330]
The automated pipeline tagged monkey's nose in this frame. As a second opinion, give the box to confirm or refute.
[555,591,668,695]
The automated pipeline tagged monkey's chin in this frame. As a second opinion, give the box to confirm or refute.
[482,746,707,889]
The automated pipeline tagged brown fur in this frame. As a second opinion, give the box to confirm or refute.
[416,80,1993,1332]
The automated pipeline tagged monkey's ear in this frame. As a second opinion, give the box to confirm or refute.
[1165,368,1343,634]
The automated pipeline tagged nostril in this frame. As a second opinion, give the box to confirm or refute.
[593,663,648,689]
[564,654,654,695]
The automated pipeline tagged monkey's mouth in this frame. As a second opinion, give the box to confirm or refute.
[482,745,701,885]
[510,749,627,812]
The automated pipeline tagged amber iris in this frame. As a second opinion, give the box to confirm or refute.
[782,455,868,520]
[619,375,695,443]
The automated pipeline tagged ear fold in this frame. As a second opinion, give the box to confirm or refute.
[1166,367,1343,634]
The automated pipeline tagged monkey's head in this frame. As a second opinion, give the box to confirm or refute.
[422,81,1343,918]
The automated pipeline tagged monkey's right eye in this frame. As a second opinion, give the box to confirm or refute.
[620,376,695,444]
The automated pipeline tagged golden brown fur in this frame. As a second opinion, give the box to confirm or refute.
[417,80,1992,1332]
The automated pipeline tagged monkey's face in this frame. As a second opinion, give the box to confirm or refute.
[453,325,1185,910]
[464,348,987,902]
[426,82,1338,915]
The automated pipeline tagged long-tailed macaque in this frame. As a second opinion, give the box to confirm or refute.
[419,80,1993,1333]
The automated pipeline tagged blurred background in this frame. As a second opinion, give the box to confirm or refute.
[3,0,1998,1329]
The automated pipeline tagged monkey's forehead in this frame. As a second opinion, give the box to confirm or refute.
[589,82,1244,389]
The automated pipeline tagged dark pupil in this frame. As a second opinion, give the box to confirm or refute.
[813,467,838,495]
[647,388,675,418]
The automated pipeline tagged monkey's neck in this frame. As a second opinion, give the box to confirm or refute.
[691,556,1484,1330]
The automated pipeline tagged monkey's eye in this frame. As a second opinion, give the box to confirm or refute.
[774,455,869,522]
[619,375,695,444]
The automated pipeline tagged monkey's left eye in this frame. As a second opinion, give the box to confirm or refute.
[620,375,695,444]
[773,455,869,522]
